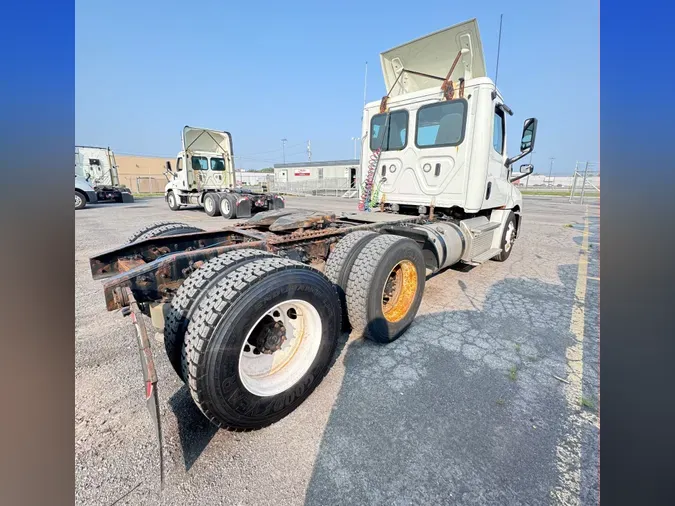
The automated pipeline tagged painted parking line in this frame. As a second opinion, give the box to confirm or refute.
[552,206,598,505]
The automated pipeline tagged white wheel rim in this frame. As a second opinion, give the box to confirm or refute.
[238,299,322,397]
[504,222,516,252]
[205,197,214,212]
[75,195,82,207]
[169,194,175,206]
[222,199,230,214]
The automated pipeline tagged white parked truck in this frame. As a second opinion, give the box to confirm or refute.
[163,127,285,219]
[75,174,98,210]
[75,146,134,206]
[88,18,537,482]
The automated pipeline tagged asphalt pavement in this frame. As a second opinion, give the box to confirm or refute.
[75,195,599,505]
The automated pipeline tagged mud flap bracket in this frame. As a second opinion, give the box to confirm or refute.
[125,287,165,488]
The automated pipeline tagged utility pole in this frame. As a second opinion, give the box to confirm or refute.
[281,138,287,165]
[580,161,590,204]
[526,150,535,189]
[548,157,555,186]
[351,137,359,159]
[307,140,311,162]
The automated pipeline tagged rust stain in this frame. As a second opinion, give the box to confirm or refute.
[118,257,147,272]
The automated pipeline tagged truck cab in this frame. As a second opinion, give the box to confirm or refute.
[360,19,537,218]
[165,127,236,196]
[164,126,284,217]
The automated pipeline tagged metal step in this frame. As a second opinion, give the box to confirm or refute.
[470,221,501,235]
[471,248,502,264]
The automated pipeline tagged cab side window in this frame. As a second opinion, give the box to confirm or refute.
[176,157,183,171]
[191,156,208,170]
[370,110,408,151]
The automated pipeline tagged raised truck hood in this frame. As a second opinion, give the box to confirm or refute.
[380,18,486,97]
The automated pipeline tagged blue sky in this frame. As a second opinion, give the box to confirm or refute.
[76,0,599,174]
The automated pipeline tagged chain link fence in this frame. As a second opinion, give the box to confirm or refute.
[116,175,168,194]
[270,177,356,197]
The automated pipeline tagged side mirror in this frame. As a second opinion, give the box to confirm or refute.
[509,163,534,183]
[506,118,538,167]
[163,161,175,182]
[520,118,537,152]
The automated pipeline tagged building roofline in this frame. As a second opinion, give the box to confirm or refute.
[274,159,359,169]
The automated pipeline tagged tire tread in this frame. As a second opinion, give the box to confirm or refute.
[163,249,274,381]
[182,256,336,429]
[345,234,407,336]
[126,222,203,243]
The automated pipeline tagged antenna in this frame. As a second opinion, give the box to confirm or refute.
[363,61,368,108]
[494,14,503,89]
[360,61,368,127]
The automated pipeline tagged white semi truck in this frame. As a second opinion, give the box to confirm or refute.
[89,18,537,479]
[162,127,285,219]
[75,146,134,206]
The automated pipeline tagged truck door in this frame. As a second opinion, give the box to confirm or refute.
[175,155,191,189]
[485,104,508,206]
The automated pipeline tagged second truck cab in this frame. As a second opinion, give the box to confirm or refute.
[164,126,284,219]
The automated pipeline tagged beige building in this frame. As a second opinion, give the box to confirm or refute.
[114,154,170,193]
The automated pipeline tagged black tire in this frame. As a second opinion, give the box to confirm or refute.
[346,234,425,343]
[75,191,87,210]
[203,193,222,217]
[271,196,285,210]
[126,221,204,244]
[493,212,517,262]
[220,193,237,219]
[183,257,341,430]
[167,191,181,211]
[162,249,275,381]
[324,231,378,328]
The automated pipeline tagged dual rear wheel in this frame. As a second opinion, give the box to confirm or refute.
[165,249,342,430]
[325,233,426,343]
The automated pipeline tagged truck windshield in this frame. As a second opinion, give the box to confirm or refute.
[210,157,226,171]
[370,110,408,151]
[415,100,467,148]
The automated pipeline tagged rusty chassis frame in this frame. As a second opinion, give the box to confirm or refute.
[88,210,428,487]
[90,213,423,312]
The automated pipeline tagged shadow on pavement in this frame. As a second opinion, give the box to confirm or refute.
[304,246,600,505]
[168,385,219,472]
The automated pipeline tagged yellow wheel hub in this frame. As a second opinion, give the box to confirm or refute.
[381,260,418,323]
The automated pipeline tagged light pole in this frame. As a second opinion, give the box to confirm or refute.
[281,138,287,165]
[351,137,359,160]
[526,150,535,189]
[548,157,555,187]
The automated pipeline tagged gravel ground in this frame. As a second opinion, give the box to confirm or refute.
[75,195,599,506]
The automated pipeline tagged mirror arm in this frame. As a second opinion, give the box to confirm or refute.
[509,171,529,183]
[505,150,529,168]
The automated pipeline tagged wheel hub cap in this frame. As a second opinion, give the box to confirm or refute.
[249,316,287,354]
[381,260,418,323]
